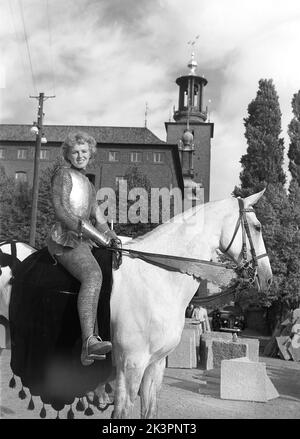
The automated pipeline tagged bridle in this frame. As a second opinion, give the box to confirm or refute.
[223,198,268,285]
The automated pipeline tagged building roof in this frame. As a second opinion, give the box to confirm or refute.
[0,124,165,145]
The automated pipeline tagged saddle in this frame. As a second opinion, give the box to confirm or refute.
[9,246,113,412]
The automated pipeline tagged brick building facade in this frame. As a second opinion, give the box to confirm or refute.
[0,124,184,193]
[0,54,213,203]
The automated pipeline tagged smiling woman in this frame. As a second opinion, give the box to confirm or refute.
[61,131,97,166]
[47,131,121,366]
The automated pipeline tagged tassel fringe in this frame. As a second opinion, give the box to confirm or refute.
[18,386,26,400]
[84,402,94,416]
[40,404,46,419]
[28,396,35,410]
[76,398,85,412]
[67,405,75,419]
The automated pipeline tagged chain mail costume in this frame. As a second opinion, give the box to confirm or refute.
[47,165,117,365]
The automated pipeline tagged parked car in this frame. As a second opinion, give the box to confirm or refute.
[211,305,245,331]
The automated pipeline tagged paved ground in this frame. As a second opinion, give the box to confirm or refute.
[1,347,300,420]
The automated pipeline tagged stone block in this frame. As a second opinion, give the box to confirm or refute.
[239,336,260,362]
[212,340,248,368]
[221,357,279,402]
[167,328,197,368]
[200,332,259,370]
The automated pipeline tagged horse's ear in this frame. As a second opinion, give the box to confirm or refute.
[243,189,266,207]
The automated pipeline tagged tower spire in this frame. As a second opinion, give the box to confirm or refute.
[173,51,207,123]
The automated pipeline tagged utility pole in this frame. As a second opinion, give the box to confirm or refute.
[29,92,55,247]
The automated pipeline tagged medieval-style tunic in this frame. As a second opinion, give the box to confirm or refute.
[47,166,110,256]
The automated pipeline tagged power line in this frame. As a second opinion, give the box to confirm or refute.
[45,0,56,96]
[18,0,38,94]
[7,0,30,91]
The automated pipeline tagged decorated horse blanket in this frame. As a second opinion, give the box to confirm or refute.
[9,246,113,411]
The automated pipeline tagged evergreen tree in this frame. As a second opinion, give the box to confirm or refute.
[235,79,285,196]
[233,79,299,326]
[285,91,300,309]
[287,91,300,230]
[288,91,300,189]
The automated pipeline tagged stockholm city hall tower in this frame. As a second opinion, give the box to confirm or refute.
[165,53,214,203]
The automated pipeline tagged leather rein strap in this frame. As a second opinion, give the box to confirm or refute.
[109,198,268,283]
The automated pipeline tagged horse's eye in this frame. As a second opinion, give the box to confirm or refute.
[254,224,261,232]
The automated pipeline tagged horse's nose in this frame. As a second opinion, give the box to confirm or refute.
[267,278,272,286]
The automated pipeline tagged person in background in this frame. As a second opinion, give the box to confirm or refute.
[192,305,211,334]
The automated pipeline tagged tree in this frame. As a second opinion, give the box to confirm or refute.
[233,79,300,326]
[287,91,300,228]
[285,91,300,309]
[288,91,300,189]
[0,166,31,243]
[113,165,157,238]
[236,79,285,196]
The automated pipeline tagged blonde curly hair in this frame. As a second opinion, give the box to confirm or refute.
[61,131,97,163]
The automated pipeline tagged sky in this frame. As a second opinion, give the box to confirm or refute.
[1,0,300,200]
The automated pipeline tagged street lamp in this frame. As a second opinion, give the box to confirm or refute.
[30,122,39,135]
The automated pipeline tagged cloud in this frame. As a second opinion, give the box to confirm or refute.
[1,0,300,200]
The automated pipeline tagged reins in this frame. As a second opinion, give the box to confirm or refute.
[109,197,268,284]
[0,198,268,286]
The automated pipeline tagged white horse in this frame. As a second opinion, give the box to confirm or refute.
[107,190,272,418]
[3,191,272,418]
[0,241,36,320]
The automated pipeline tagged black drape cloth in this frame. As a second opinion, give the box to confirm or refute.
[9,246,113,411]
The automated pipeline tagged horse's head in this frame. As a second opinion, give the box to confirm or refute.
[220,189,272,292]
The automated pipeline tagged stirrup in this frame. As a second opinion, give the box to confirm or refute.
[81,335,112,366]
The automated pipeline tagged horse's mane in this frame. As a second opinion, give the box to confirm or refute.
[128,197,229,246]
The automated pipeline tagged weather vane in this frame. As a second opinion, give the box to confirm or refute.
[187,35,200,52]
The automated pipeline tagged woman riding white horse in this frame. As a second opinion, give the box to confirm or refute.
[1,189,272,418]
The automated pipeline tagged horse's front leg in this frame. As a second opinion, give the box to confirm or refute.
[140,357,166,419]
[112,358,146,419]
